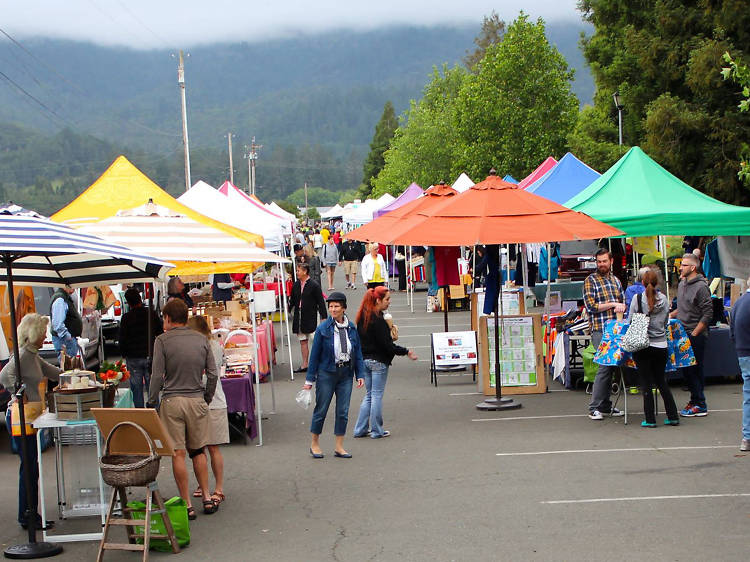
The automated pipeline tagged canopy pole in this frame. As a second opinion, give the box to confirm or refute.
[476,245,521,411]
[660,235,670,304]
[249,279,263,446]
[279,260,294,381]
[545,243,552,384]
[521,244,529,299]
[409,246,414,314]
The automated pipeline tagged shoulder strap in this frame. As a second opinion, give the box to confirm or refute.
[638,293,643,314]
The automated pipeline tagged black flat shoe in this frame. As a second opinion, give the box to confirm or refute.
[334,451,352,458]
[310,448,324,459]
[293,367,308,373]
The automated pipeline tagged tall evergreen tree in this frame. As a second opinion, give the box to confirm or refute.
[463,11,506,71]
[361,101,398,197]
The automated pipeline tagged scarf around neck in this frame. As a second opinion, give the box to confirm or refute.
[333,315,351,363]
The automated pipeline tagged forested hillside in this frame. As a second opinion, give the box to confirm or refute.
[0,22,592,214]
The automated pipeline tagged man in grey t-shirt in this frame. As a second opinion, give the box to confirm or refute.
[149,299,219,518]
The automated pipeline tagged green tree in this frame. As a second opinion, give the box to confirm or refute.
[373,65,467,196]
[572,0,750,204]
[463,11,506,71]
[307,207,321,220]
[361,101,398,197]
[286,186,339,207]
[273,199,301,218]
[452,13,578,180]
[722,52,750,184]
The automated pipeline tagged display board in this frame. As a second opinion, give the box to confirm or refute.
[471,290,526,333]
[431,331,478,367]
[479,314,546,395]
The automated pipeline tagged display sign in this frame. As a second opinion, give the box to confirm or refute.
[431,331,478,367]
[479,315,546,395]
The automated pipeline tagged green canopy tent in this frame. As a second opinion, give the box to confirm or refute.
[565,146,750,236]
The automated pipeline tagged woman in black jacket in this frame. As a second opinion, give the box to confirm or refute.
[352,286,417,438]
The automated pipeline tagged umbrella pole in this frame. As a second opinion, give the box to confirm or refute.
[2,254,63,558]
[476,245,521,411]
[249,279,263,446]
[472,246,477,293]
[521,245,529,304]
[442,285,449,332]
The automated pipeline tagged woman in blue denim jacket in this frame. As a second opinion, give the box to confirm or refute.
[303,292,365,458]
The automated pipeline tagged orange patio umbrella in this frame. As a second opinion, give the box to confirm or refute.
[345,182,458,244]
[388,171,622,246]
[386,171,623,411]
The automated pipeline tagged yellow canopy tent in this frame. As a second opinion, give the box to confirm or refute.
[52,156,266,275]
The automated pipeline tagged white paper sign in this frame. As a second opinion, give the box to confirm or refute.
[432,331,478,366]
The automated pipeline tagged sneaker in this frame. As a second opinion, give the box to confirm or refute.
[741,439,750,452]
[664,419,680,426]
[680,404,708,417]
[609,408,625,417]
[641,421,656,428]
[588,410,603,420]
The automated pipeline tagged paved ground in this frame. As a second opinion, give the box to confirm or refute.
[0,270,747,561]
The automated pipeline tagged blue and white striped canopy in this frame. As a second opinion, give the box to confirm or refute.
[0,215,174,287]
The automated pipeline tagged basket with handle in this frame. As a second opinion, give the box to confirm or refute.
[99,421,161,487]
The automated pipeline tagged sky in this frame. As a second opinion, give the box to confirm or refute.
[4,1,582,49]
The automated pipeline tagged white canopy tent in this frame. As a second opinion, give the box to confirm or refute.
[69,202,293,446]
[342,194,395,228]
[321,204,344,219]
[178,181,285,252]
[452,172,475,193]
[266,201,298,224]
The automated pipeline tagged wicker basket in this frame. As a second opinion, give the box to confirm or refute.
[99,421,161,487]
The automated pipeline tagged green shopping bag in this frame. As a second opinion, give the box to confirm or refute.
[127,496,190,551]
[582,344,597,384]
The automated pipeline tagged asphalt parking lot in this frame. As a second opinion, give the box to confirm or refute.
[1,276,747,561]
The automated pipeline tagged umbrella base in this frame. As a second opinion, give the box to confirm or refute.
[4,541,63,559]
[476,397,522,411]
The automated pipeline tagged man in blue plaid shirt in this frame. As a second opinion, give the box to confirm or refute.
[584,248,626,420]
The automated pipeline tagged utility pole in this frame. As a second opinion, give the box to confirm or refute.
[226,132,234,184]
[177,50,191,191]
[244,137,262,196]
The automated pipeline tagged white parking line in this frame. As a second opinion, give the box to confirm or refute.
[496,445,738,457]
[541,493,750,505]
[473,408,742,423]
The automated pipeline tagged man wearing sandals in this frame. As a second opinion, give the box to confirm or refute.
[148,299,219,519]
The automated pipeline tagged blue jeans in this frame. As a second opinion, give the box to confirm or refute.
[353,359,389,438]
[740,356,750,440]
[126,357,150,408]
[310,367,354,436]
[52,334,79,357]
[11,434,39,526]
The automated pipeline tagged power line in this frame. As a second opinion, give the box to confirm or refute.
[0,68,70,127]
[114,0,172,49]
[0,26,87,96]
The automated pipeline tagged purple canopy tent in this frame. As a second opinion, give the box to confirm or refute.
[373,183,424,219]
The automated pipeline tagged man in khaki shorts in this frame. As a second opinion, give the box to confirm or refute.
[340,237,364,290]
[148,299,219,519]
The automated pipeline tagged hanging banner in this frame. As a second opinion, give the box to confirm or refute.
[716,236,750,280]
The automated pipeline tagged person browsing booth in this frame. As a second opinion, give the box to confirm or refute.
[148,299,219,520]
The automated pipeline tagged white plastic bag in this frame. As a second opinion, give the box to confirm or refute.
[295,388,312,410]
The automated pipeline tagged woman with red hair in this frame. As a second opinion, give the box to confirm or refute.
[352,286,417,438]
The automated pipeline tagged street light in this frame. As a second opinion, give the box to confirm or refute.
[613,91,624,146]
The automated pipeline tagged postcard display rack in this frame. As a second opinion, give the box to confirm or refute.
[478,314,546,395]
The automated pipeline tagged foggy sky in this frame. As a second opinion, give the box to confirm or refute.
[5,1,582,49]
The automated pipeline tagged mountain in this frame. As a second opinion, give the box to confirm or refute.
[0,22,593,211]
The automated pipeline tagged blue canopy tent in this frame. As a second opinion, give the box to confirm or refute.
[502,174,518,184]
[525,152,600,204]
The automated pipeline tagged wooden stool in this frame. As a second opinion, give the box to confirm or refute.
[97,481,180,561]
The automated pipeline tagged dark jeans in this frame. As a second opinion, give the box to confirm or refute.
[681,333,707,408]
[633,346,678,423]
[12,434,39,526]
[126,357,150,408]
[310,367,354,436]
[395,260,407,291]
